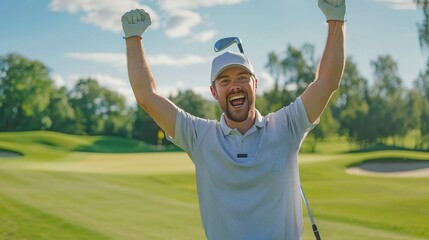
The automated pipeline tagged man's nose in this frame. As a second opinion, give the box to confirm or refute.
[230,81,242,92]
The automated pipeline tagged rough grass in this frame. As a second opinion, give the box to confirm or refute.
[0,131,428,240]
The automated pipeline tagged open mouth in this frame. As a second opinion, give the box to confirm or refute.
[229,94,246,108]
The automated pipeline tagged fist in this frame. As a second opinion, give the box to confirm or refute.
[121,9,151,38]
[324,0,344,7]
[318,0,346,22]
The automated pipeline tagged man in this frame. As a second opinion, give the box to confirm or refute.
[122,0,346,239]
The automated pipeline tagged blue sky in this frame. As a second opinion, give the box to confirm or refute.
[0,0,425,104]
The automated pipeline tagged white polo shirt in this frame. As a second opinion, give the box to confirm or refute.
[168,97,316,240]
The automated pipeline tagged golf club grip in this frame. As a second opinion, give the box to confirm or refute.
[312,224,321,240]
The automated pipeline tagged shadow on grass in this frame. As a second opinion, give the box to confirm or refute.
[0,148,23,157]
[349,143,429,154]
[73,136,182,153]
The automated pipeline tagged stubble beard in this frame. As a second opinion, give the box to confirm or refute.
[225,93,253,123]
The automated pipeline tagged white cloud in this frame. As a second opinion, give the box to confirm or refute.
[371,0,417,10]
[68,73,135,104]
[156,84,214,100]
[190,29,218,42]
[160,0,242,39]
[258,71,275,92]
[158,0,243,11]
[51,73,66,88]
[48,0,160,32]
[192,86,214,100]
[147,54,209,66]
[165,9,202,38]
[48,0,243,39]
[66,52,126,69]
[68,73,126,88]
[256,71,299,93]
[66,51,209,68]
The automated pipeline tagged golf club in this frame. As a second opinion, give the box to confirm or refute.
[213,36,322,240]
[301,186,321,240]
[214,37,244,54]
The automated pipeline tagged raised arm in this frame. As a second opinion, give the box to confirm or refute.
[122,9,177,137]
[301,0,346,124]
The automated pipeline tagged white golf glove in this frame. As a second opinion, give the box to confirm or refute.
[318,0,346,22]
[121,9,151,38]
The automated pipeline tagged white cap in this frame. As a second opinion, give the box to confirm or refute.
[210,51,255,83]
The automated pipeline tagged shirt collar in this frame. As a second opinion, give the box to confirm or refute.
[220,110,265,136]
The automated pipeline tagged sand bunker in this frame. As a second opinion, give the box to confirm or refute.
[0,150,22,158]
[347,160,429,178]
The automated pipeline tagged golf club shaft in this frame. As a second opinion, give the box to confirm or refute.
[300,186,321,240]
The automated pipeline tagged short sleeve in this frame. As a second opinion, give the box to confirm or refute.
[273,97,318,147]
[167,108,214,162]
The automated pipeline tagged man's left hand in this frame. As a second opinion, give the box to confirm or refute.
[318,0,346,22]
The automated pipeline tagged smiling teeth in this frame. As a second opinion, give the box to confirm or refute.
[229,95,245,101]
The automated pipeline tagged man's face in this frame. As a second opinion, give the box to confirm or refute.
[210,67,257,123]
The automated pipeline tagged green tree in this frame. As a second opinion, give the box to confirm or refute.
[410,1,429,148]
[262,44,317,114]
[413,65,429,147]
[133,106,160,145]
[0,53,55,131]
[169,89,218,120]
[280,44,317,98]
[68,78,132,136]
[46,86,76,133]
[102,90,134,137]
[309,102,339,151]
[262,44,339,150]
[414,0,429,51]
[265,51,282,83]
[133,89,218,145]
[369,55,407,143]
[413,0,429,148]
[69,79,104,135]
[333,57,370,145]
[261,52,285,114]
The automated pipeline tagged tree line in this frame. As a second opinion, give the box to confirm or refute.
[261,45,428,149]
[0,53,218,146]
[1,1,428,149]
[0,48,427,150]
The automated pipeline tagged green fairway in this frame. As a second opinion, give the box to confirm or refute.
[0,131,428,240]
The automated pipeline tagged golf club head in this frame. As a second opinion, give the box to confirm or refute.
[214,37,244,54]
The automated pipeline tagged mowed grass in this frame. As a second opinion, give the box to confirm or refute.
[0,131,428,240]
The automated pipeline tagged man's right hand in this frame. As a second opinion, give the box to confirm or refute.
[318,0,346,22]
[121,9,151,39]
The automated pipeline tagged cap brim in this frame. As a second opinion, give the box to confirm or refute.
[211,64,253,82]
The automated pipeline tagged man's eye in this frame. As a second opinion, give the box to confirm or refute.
[238,76,249,81]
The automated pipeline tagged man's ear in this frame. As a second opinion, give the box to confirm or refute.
[210,85,218,100]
